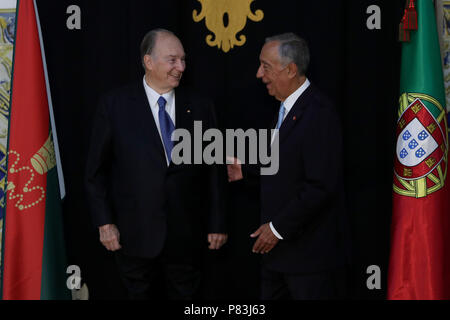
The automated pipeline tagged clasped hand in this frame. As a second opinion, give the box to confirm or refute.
[251,223,279,254]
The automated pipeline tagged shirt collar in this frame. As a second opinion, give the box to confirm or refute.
[282,78,310,116]
[143,76,174,109]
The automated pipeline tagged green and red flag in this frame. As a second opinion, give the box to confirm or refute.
[389,0,450,299]
[1,0,69,300]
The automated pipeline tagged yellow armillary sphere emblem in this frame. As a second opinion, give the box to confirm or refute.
[193,0,264,53]
[393,92,449,198]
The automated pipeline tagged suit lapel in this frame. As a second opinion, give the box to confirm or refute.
[130,82,166,163]
[174,87,192,132]
[167,87,193,169]
[277,84,313,145]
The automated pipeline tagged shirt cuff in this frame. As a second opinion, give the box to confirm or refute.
[269,222,283,240]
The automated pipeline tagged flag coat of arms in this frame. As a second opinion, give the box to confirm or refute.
[388,0,450,300]
[395,98,446,181]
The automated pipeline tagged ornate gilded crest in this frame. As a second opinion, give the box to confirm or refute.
[193,0,264,53]
[393,93,449,198]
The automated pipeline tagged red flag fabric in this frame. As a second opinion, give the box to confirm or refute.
[3,0,52,299]
[388,0,450,300]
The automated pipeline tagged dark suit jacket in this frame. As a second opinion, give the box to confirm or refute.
[260,83,349,274]
[85,81,226,262]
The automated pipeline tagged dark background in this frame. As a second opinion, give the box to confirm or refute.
[35,0,404,299]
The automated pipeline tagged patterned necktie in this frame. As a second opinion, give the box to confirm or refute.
[157,96,175,163]
[275,103,286,130]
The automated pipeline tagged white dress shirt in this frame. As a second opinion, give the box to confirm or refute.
[143,77,176,165]
[270,78,311,240]
[271,78,310,144]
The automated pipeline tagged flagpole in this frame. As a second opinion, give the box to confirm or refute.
[33,0,65,200]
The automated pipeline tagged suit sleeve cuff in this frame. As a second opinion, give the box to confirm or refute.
[270,222,283,240]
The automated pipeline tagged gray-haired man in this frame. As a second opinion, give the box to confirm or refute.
[228,33,349,299]
[86,29,227,299]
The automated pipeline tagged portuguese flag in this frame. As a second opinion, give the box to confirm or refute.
[388,0,450,299]
[1,0,70,300]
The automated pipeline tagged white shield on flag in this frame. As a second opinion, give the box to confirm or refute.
[396,118,439,167]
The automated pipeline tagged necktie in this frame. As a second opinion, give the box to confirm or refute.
[275,103,286,130]
[157,96,175,163]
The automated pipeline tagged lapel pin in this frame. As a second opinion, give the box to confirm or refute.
[293,116,297,121]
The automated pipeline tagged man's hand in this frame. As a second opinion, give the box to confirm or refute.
[208,233,228,250]
[251,223,279,254]
[99,224,122,251]
[226,156,243,182]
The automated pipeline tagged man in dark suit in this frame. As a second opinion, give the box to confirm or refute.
[227,33,349,299]
[85,29,227,300]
